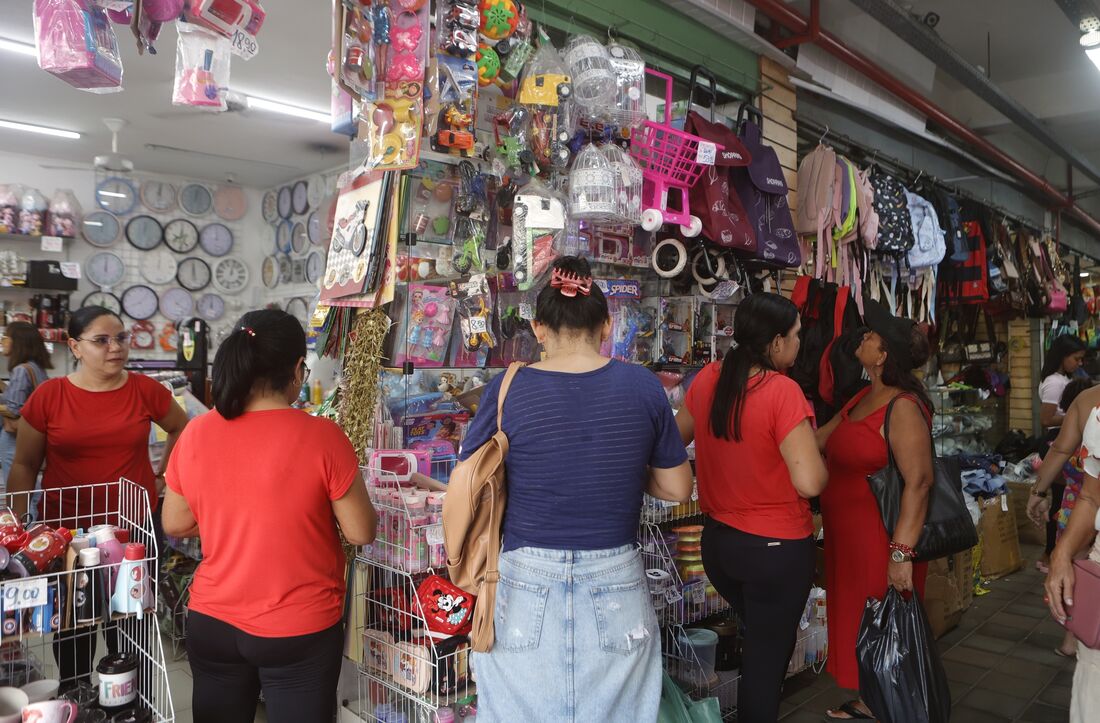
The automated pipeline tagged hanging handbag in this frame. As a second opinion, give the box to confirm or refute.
[1065,558,1100,649]
[866,395,979,561]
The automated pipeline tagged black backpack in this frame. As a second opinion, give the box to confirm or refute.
[931,189,968,262]
[868,167,915,256]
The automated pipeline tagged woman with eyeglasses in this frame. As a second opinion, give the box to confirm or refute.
[0,321,52,492]
[6,306,189,682]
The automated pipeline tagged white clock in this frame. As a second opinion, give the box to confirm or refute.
[200,223,234,257]
[262,190,279,224]
[212,256,249,295]
[159,287,194,321]
[81,291,121,314]
[140,181,178,213]
[292,180,309,215]
[177,257,212,291]
[140,249,179,285]
[197,293,226,321]
[82,212,121,248]
[121,285,159,320]
[96,177,137,215]
[85,251,126,289]
[291,222,308,254]
[305,250,324,285]
[180,183,213,217]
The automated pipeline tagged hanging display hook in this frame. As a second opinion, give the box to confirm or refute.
[819,125,829,144]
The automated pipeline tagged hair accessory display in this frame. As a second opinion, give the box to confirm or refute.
[550,268,592,298]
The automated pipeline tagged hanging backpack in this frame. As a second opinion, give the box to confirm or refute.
[730,104,800,268]
[904,189,946,269]
[938,220,989,305]
[855,166,880,250]
[790,276,860,420]
[795,143,838,245]
[930,189,968,262]
[868,167,915,256]
[684,111,755,252]
[833,158,859,243]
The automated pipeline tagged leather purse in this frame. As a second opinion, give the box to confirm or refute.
[866,395,979,561]
[1066,558,1100,649]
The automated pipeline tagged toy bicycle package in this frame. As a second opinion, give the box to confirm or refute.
[512,180,565,291]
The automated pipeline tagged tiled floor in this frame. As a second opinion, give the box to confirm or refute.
[777,544,1076,722]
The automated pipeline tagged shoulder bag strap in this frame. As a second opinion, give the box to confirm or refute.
[495,362,525,433]
[882,393,934,471]
[21,364,39,390]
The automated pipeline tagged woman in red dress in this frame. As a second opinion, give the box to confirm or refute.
[816,300,935,720]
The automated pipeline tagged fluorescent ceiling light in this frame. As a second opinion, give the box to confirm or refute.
[0,119,80,140]
[245,95,330,124]
[0,37,36,57]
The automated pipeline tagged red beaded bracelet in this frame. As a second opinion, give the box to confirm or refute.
[889,541,916,558]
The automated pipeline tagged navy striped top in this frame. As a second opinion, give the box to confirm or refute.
[459,360,688,551]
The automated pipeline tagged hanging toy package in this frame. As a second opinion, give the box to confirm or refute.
[0,186,20,235]
[607,42,647,130]
[173,23,231,110]
[18,188,48,237]
[512,180,566,292]
[335,2,381,102]
[446,162,492,275]
[495,2,533,84]
[47,189,82,238]
[453,274,496,354]
[562,34,616,124]
[519,30,573,173]
[394,283,455,368]
[34,0,124,92]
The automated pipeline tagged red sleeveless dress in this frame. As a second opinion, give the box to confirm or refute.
[821,387,928,690]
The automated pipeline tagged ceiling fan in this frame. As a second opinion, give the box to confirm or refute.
[38,118,134,172]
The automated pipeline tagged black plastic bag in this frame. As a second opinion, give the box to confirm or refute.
[856,587,951,723]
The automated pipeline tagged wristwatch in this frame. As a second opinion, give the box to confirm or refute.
[889,541,916,563]
[890,549,914,563]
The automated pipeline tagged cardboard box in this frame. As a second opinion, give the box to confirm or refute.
[1007,480,1046,547]
[979,494,1023,580]
[922,548,975,638]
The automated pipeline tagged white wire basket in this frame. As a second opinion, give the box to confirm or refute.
[640,522,729,628]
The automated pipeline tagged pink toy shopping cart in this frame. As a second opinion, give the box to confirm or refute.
[629,68,723,237]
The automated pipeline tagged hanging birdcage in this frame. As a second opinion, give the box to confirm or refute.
[607,43,647,129]
[569,143,617,221]
[562,35,616,117]
[603,143,643,224]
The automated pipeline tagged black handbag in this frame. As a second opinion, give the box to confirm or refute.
[866,395,978,561]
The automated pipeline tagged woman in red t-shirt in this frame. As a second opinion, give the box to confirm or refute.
[676,293,828,723]
[162,309,376,723]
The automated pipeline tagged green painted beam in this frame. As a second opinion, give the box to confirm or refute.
[526,0,760,100]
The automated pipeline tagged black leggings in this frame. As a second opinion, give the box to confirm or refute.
[702,518,816,723]
[185,611,343,723]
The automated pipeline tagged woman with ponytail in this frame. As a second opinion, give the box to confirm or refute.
[161,309,376,723]
[675,292,827,723]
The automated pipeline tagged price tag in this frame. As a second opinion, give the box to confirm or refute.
[425,524,444,546]
[518,302,534,320]
[664,587,683,604]
[696,141,717,166]
[40,236,63,253]
[685,580,706,605]
[60,262,81,279]
[230,29,260,60]
[1,577,47,611]
[469,316,488,333]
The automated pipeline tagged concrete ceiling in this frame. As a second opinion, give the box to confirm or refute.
[0,3,345,187]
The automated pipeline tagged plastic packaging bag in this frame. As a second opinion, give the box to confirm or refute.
[47,189,82,238]
[512,180,566,291]
[34,0,124,92]
[173,23,231,110]
[656,671,721,723]
[856,587,951,723]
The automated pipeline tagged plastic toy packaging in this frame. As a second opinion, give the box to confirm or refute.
[607,42,647,129]
[453,274,496,353]
[562,35,616,123]
[173,23,231,110]
[512,180,566,291]
[184,0,266,39]
[603,298,654,364]
[47,190,82,238]
[394,284,455,368]
[18,188,48,237]
[34,0,124,92]
[494,2,533,83]
[519,30,573,172]
[568,144,616,221]
[492,104,537,175]
[446,161,492,274]
[407,165,459,245]
[0,186,20,235]
[495,288,539,364]
[428,54,478,157]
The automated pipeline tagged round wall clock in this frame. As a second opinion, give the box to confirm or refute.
[307,176,324,207]
[121,285,159,320]
[213,185,248,221]
[177,257,212,291]
[305,250,324,285]
[164,219,200,254]
[140,249,178,285]
[292,180,309,215]
[199,223,234,257]
[140,181,177,213]
[307,211,322,246]
[275,221,293,254]
[291,222,308,254]
[159,287,194,321]
[261,255,280,289]
[81,212,121,247]
[277,186,293,219]
[278,255,293,285]
[179,183,213,217]
[85,251,126,289]
[262,190,279,223]
[212,256,249,295]
[125,215,163,250]
[197,293,226,321]
[95,177,137,215]
[81,291,121,314]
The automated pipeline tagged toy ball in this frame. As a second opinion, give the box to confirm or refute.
[476,44,501,86]
[479,0,518,40]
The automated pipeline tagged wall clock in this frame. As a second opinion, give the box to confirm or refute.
[81,291,121,314]
[179,183,213,217]
[307,176,324,207]
[305,250,324,285]
[262,190,278,223]
[85,251,126,289]
[213,185,248,221]
[275,221,292,253]
[81,212,120,247]
[159,287,194,321]
[121,285,159,320]
[164,219,199,254]
[277,186,292,219]
[197,293,225,321]
[212,256,249,295]
[307,211,322,246]
[125,215,163,250]
[292,180,309,215]
[140,249,178,285]
[199,223,234,257]
[95,177,137,215]
[291,222,308,254]
[262,255,280,289]
[177,257,212,291]
[278,255,292,285]
[291,258,307,284]
[140,181,177,213]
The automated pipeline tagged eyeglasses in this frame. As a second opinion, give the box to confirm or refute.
[302,366,311,385]
[75,333,132,348]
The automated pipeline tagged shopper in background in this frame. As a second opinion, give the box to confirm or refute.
[675,292,827,723]
[1037,335,1087,572]
[6,306,189,683]
[815,301,934,721]
[0,321,51,491]
[161,309,376,723]
[458,256,692,722]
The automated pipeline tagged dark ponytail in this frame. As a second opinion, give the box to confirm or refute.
[710,293,798,441]
[534,256,609,334]
[881,324,934,416]
[212,309,306,420]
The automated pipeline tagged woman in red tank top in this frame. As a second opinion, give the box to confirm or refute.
[816,300,935,721]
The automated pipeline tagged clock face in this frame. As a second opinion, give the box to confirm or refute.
[307,176,324,207]
[179,183,213,217]
[277,186,292,219]
[177,257,212,291]
[262,190,279,223]
[307,212,322,245]
[197,293,226,321]
[95,177,137,215]
[262,255,280,289]
[81,291,121,314]
[164,219,199,254]
[276,221,292,254]
[81,212,120,247]
[125,215,163,251]
[279,255,293,285]
[159,287,194,321]
[140,249,178,285]
[199,223,234,257]
[121,285,159,320]
[291,222,308,254]
[140,181,178,213]
[213,185,248,221]
[306,250,324,284]
[212,256,249,295]
[85,251,126,289]
[292,180,309,215]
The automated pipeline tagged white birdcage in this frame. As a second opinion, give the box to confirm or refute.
[562,35,616,116]
[569,144,617,221]
[607,42,647,129]
[602,143,643,224]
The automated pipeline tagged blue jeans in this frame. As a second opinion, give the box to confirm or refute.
[471,544,661,723]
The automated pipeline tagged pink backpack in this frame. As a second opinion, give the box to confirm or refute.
[855,166,880,250]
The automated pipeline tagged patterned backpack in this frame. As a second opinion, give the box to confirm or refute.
[868,167,915,256]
